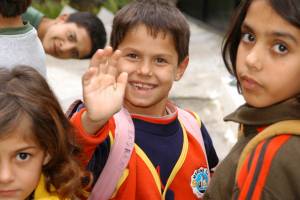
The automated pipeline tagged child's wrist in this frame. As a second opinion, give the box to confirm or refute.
[84,111,103,124]
[81,111,106,135]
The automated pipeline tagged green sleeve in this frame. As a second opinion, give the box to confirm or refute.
[22,7,44,29]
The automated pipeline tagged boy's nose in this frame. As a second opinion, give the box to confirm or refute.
[138,61,153,76]
[0,162,14,184]
[245,45,263,71]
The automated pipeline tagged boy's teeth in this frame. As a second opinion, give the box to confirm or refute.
[132,83,154,89]
[134,83,143,87]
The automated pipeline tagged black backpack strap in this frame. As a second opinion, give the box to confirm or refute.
[66,99,84,119]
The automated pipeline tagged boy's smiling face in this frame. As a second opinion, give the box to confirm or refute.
[117,24,188,116]
[42,21,92,59]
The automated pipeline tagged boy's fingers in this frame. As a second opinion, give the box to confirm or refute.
[107,65,118,77]
[109,49,122,66]
[98,56,109,74]
[116,72,128,98]
[104,46,113,55]
[99,47,114,74]
[89,49,104,68]
[82,67,97,85]
[89,47,113,72]
[107,50,122,76]
[117,72,128,86]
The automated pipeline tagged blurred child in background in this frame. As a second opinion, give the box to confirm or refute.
[0,0,46,76]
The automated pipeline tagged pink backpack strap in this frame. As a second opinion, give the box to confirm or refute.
[88,107,135,200]
[177,108,209,174]
[177,108,205,152]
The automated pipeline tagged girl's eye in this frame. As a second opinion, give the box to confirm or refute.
[273,43,288,54]
[16,153,31,161]
[241,32,255,43]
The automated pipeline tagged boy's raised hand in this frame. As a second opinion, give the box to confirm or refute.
[81,46,128,134]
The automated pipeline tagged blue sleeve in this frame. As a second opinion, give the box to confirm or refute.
[200,122,219,171]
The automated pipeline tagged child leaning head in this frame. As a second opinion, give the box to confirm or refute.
[222,0,300,107]
[0,66,87,199]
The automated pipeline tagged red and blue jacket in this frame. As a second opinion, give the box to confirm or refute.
[71,105,218,200]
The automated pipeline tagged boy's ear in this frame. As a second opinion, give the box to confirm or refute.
[43,152,51,166]
[175,56,189,81]
[55,14,70,23]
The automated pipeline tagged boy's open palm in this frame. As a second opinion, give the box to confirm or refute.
[82,47,128,123]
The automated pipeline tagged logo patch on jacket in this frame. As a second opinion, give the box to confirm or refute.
[190,167,209,198]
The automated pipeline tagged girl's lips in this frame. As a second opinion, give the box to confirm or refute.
[0,189,18,197]
[240,75,261,90]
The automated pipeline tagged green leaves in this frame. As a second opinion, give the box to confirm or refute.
[31,0,133,17]
[102,0,132,14]
[68,0,103,14]
[32,0,67,18]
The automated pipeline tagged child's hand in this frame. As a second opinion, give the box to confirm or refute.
[81,46,128,134]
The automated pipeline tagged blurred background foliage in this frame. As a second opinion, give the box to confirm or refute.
[31,0,132,18]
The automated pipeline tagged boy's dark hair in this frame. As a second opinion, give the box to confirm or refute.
[222,0,300,86]
[0,0,31,17]
[110,0,190,64]
[67,12,107,59]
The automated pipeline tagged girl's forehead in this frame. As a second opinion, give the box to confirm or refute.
[0,114,37,144]
[245,0,300,33]
[247,0,275,19]
[0,129,41,154]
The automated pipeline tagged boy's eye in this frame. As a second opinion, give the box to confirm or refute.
[16,152,31,161]
[273,43,288,54]
[156,57,167,64]
[68,32,76,42]
[126,53,138,59]
[241,32,255,43]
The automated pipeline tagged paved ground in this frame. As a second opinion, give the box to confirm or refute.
[46,7,245,160]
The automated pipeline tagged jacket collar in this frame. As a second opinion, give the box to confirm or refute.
[224,96,300,126]
[34,175,60,200]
